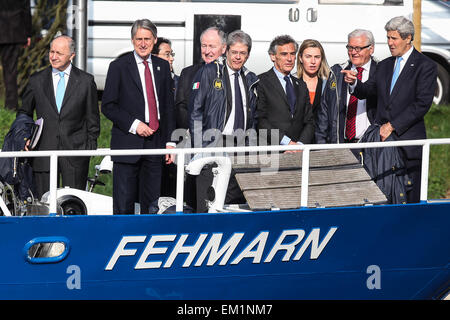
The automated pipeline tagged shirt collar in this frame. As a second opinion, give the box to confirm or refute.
[226,63,240,77]
[399,45,414,62]
[272,66,291,81]
[352,59,372,72]
[52,63,72,76]
[134,50,152,65]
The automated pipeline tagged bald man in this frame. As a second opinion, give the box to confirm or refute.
[19,35,100,199]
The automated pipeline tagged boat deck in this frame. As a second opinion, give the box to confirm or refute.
[232,149,388,210]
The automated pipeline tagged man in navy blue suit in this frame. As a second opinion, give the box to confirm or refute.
[102,19,175,214]
[343,16,437,203]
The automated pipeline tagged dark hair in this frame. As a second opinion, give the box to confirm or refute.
[268,35,298,55]
[152,37,172,55]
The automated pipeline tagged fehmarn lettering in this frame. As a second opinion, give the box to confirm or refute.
[105,227,338,270]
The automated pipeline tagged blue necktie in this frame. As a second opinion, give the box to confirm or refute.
[284,75,296,115]
[390,57,403,94]
[55,71,65,112]
[233,72,244,131]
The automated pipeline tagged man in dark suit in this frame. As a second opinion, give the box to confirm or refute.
[343,16,437,203]
[0,0,32,110]
[102,19,175,214]
[19,35,100,199]
[256,35,314,147]
[316,29,377,145]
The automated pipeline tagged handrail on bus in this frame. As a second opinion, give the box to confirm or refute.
[0,138,449,214]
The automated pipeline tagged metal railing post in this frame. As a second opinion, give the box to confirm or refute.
[175,150,185,213]
[420,142,430,202]
[300,147,310,208]
[49,154,58,214]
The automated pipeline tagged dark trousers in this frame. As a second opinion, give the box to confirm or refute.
[406,159,422,203]
[0,44,20,110]
[160,161,176,198]
[113,156,162,214]
[33,157,89,200]
[112,131,164,214]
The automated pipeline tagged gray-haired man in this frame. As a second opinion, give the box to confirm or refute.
[316,29,378,144]
[102,19,175,214]
[342,16,437,203]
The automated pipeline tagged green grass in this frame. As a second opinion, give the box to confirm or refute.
[87,112,113,196]
[424,104,450,199]
[0,103,114,196]
[0,94,449,199]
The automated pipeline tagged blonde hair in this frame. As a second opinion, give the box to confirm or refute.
[296,39,330,80]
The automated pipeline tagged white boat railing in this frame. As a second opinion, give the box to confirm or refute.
[0,138,449,214]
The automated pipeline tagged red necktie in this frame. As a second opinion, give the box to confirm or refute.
[142,60,159,131]
[345,67,363,141]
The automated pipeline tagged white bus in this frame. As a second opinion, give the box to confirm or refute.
[84,0,449,104]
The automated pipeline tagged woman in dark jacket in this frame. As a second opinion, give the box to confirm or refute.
[296,39,330,123]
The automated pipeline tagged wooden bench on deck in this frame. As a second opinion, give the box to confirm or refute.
[230,149,387,210]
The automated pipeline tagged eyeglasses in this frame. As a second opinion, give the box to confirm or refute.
[161,52,175,58]
[229,50,249,57]
[346,44,371,53]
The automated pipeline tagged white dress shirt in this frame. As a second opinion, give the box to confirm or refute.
[346,59,372,139]
[130,51,160,134]
[393,45,414,76]
[52,63,72,98]
[222,64,247,135]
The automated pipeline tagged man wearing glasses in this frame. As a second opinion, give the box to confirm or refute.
[188,30,259,212]
[315,29,377,145]
[152,37,179,92]
[342,17,437,203]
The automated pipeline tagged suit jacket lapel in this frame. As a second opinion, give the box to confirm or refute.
[151,56,162,96]
[43,67,58,113]
[127,52,144,95]
[241,71,252,128]
[369,59,377,79]
[60,65,80,111]
[224,66,233,122]
[341,64,351,113]
[386,56,396,99]
[268,69,290,110]
[389,49,417,101]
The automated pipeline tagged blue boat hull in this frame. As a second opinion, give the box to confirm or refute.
[0,202,449,299]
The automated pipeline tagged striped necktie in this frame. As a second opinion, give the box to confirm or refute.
[345,67,364,141]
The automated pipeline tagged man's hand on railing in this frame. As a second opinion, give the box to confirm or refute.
[165,145,175,164]
[284,140,303,154]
